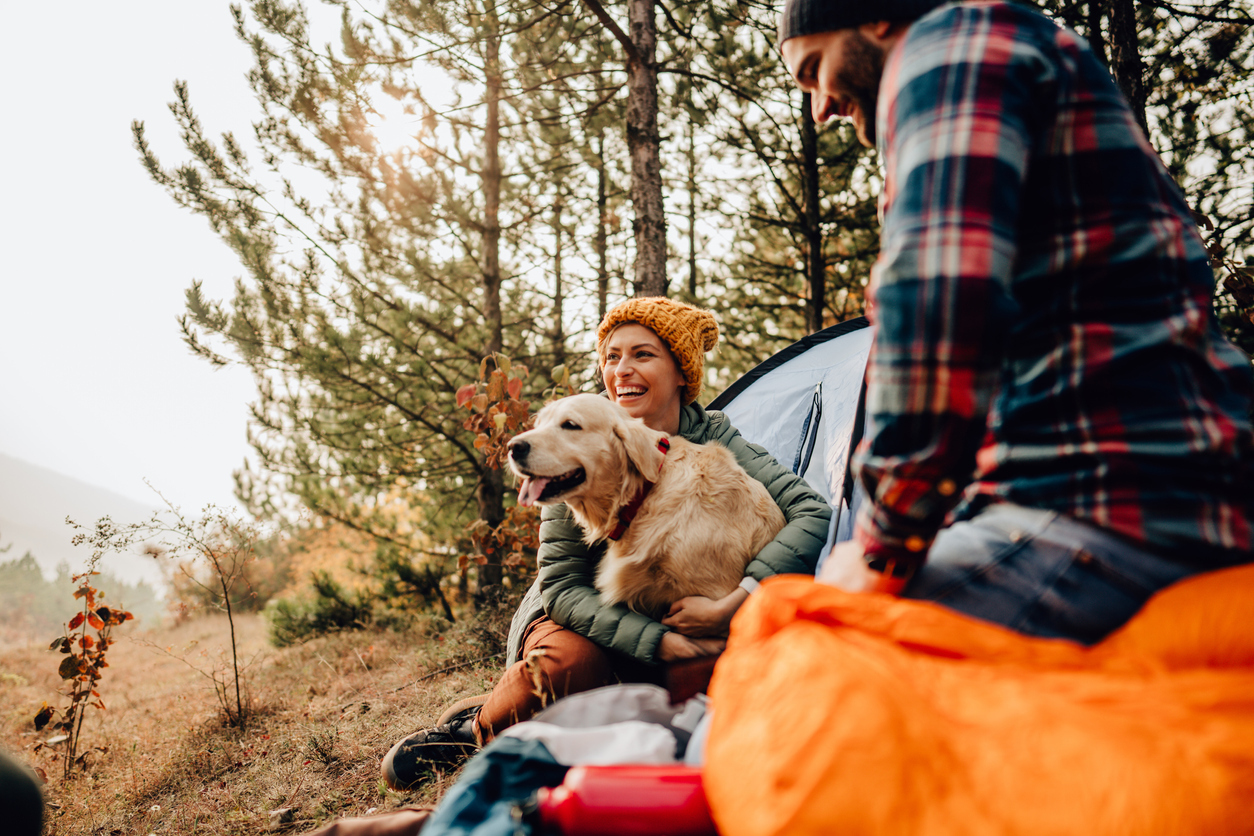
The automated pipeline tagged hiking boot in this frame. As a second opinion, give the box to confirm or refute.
[381,695,490,789]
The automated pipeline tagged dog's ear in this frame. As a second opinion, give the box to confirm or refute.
[615,419,667,482]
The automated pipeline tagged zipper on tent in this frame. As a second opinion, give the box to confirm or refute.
[791,383,823,476]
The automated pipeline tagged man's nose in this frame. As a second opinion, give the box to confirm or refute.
[812,95,832,123]
[811,92,836,123]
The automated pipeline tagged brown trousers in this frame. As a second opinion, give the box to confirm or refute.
[476,617,663,741]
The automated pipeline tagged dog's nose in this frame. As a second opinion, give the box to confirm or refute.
[509,438,529,463]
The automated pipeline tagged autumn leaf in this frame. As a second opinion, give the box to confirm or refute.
[456,383,477,408]
[487,371,505,403]
[49,636,66,652]
[68,613,85,631]
[58,656,83,680]
[507,400,529,424]
[507,377,523,400]
[33,703,54,731]
[87,613,104,631]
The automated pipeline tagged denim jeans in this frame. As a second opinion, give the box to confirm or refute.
[901,503,1198,644]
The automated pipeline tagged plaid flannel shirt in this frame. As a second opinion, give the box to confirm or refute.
[853,1,1254,572]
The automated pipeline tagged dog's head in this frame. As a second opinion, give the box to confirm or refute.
[508,394,668,517]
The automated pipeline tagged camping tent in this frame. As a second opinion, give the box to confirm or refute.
[708,316,872,567]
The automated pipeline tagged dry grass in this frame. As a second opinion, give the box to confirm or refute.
[0,609,505,835]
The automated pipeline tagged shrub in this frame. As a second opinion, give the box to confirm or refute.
[266,572,373,647]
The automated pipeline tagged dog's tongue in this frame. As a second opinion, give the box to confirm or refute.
[517,476,551,507]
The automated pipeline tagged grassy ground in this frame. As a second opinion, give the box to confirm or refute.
[0,608,506,835]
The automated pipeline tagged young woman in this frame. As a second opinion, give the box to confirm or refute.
[382,297,832,787]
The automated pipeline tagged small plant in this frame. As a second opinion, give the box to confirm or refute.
[72,500,266,729]
[453,352,578,586]
[266,571,373,647]
[456,353,545,590]
[461,505,541,578]
[33,561,134,781]
[456,352,533,470]
[304,724,339,766]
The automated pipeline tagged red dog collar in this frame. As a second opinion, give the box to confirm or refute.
[607,437,670,541]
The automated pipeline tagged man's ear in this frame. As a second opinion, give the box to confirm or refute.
[615,420,666,483]
[860,20,907,47]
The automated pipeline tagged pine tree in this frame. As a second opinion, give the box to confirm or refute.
[1034,0,1254,349]
[135,0,564,594]
[684,0,880,376]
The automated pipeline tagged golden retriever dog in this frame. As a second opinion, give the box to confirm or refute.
[508,394,785,620]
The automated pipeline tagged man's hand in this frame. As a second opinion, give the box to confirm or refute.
[662,588,749,637]
[657,631,727,662]
[818,541,907,594]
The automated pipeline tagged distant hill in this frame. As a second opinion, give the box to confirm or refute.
[0,453,165,589]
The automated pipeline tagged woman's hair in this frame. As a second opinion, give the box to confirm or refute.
[596,297,719,405]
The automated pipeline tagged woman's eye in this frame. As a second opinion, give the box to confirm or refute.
[560,420,581,431]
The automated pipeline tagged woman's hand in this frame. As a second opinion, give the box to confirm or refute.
[662,587,749,637]
[657,631,727,662]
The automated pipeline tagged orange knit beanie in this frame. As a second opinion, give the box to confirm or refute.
[596,297,720,405]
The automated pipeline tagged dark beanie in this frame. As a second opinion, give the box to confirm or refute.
[778,0,949,44]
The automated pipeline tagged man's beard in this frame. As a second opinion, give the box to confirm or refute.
[838,30,887,147]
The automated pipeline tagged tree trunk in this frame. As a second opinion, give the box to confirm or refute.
[1086,1,1109,68]
[627,0,667,297]
[596,132,610,322]
[686,110,699,299]
[477,2,505,590]
[1106,0,1149,137]
[553,195,566,369]
[801,93,826,333]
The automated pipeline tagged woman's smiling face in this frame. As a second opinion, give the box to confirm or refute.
[601,323,685,433]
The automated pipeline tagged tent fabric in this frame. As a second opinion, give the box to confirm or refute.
[709,318,872,555]
[703,565,1254,836]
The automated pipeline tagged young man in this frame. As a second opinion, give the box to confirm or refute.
[780,0,1254,642]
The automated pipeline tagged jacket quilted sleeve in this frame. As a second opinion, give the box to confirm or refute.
[537,503,670,663]
[700,408,832,581]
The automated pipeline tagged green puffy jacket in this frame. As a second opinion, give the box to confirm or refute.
[504,402,833,665]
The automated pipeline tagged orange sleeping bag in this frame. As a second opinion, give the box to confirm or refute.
[704,564,1254,836]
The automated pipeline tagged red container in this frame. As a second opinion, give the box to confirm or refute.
[533,764,717,836]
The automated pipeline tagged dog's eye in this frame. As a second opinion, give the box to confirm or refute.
[560,420,581,431]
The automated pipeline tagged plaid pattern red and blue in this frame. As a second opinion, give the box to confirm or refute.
[853,1,1254,570]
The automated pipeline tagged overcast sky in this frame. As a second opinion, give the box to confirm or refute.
[1,4,277,510]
